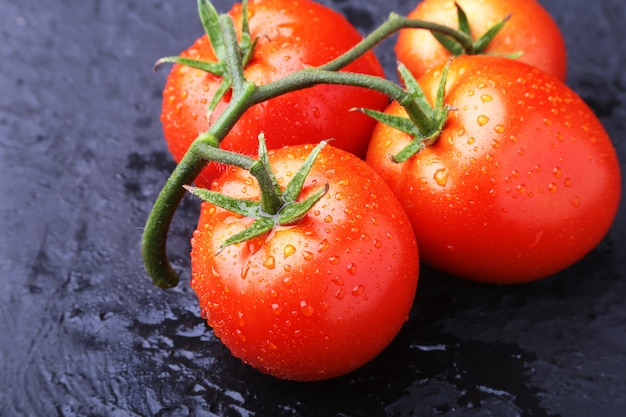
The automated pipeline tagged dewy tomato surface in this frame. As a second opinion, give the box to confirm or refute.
[396,0,567,80]
[161,0,389,187]
[190,144,419,380]
[367,55,621,284]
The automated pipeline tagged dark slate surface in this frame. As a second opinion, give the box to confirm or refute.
[1,0,625,416]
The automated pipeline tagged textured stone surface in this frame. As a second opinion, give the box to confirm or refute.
[1,0,624,416]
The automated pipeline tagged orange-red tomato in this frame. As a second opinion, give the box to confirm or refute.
[366,56,621,284]
[396,0,567,80]
[161,0,389,188]
[190,144,419,381]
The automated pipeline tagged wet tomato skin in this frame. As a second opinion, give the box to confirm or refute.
[366,55,621,284]
[190,144,419,381]
[161,0,389,188]
[396,0,567,81]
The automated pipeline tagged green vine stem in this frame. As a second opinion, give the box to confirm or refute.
[142,9,478,289]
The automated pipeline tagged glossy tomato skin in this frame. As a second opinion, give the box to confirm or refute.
[190,144,419,381]
[162,0,389,188]
[396,0,567,81]
[366,55,621,284]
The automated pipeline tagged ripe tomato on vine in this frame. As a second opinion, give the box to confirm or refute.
[366,56,620,283]
[160,0,389,187]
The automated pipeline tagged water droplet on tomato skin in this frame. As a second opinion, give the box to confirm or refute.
[321,256,340,269]
[271,303,282,316]
[334,289,346,300]
[236,329,247,342]
[346,262,357,275]
[237,311,246,327]
[300,300,315,316]
[240,261,251,279]
[283,244,296,259]
[351,285,365,297]
[477,115,489,126]
[318,239,330,253]
[433,168,449,187]
[572,197,581,208]
[263,256,276,269]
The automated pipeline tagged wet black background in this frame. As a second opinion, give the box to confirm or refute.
[1,0,625,416]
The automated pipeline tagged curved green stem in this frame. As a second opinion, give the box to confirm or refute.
[320,12,474,72]
[142,134,216,289]
[143,10,472,288]
[254,70,434,136]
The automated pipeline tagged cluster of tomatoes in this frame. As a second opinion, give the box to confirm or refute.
[151,0,621,381]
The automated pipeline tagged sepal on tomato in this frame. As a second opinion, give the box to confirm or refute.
[184,136,330,251]
[359,61,452,163]
[432,3,513,56]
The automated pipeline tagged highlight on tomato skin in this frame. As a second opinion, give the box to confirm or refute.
[189,144,420,381]
[395,0,567,81]
[366,55,621,284]
[160,0,389,188]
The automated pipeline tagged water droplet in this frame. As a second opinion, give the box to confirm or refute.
[300,300,315,316]
[477,115,489,126]
[236,329,246,342]
[302,251,314,261]
[446,244,456,252]
[237,311,246,327]
[283,276,292,287]
[334,289,345,300]
[332,276,345,286]
[324,215,333,223]
[334,192,345,201]
[347,262,357,275]
[271,303,282,315]
[516,184,527,194]
[572,197,581,207]
[241,261,251,279]
[553,167,563,178]
[481,94,493,102]
[267,341,279,351]
[329,255,341,265]
[433,168,449,187]
[468,89,475,97]
[564,178,572,187]
[351,285,365,296]
[283,244,296,259]
[494,124,505,133]
[374,239,382,249]
[318,239,330,252]
[263,256,276,269]
[548,183,558,193]
[491,139,501,149]
[467,137,475,145]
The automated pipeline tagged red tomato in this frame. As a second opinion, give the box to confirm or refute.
[161,0,389,188]
[190,144,419,381]
[366,55,621,284]
[396,0,567,81]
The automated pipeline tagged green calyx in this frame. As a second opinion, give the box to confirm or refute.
[184,136,329,252]
[154,0,258,114]
[359,60,453,163]
[433,3,521,59]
